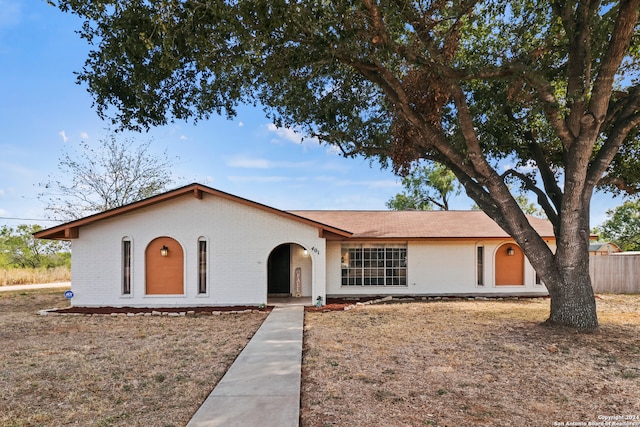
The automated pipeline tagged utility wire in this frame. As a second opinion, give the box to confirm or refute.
[0,217,62,222]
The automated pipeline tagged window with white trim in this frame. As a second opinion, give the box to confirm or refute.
[341,244,407,286]
[477,246,484,286]
[122,238,131,295]
[198,237,207,294]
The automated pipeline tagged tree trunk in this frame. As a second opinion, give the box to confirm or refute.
[547,209,598,332]
[523,235,598,331]
[546,274,598,331]
[453,159,600,331]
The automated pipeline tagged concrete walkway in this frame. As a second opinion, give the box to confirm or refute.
[0,282,71,292]
[186,304,305,427]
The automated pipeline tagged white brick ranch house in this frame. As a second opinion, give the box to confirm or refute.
[35,183,554,307]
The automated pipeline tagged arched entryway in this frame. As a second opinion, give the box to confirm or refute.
[146,237,184,294]
[495,243,524,286]
[268,243,312,297]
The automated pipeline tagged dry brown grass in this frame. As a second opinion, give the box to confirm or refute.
[0,289,268,427]
[302,295,640,426]
[0,267,71,286]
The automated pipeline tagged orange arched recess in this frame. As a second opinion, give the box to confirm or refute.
[495,244,524,286]
[146,237,184,294]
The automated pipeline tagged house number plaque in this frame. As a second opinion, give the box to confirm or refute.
[295,267,302,298]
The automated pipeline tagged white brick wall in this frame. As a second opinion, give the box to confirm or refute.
[69,190,551,308]
[70,193,327,307]
[325,240,549,297]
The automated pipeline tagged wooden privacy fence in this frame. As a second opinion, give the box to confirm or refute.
[589,253,640,293]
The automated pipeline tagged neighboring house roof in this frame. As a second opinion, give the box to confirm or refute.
[289,210,556,240]
[34,183,353,240]
[589,242,623,253]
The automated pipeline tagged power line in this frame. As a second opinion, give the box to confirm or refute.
[0,217,62,223]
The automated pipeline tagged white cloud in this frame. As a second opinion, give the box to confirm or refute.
[266,123,320,146]
[227,175,310,184]
[501,160,538,174]
[324,194,392,210]
[59,130,68,143]
[228,156,313,169]
[0,207,8,217]
[366,180,402,189]
[320,161,350,172]
[335,179,401,189]
[314,175,396,187]
[0,162,36,177]
[314,175,337,183]
[325,145,342,156]
[228,176,289,183]
[0,188,5,197]
[80,132,89,140]
[229,157,270,169]
[518,161,539,173]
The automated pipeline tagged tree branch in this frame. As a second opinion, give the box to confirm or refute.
[589,0,640,122]
[449,82,559,246]
[526,139,565,211]
[522,70,574,149]
[457,62,574,149]
[563,0,594,138]
[502,104,565,212]
[586,111,640,193]
[502,169,560,231]
[449,83,500,183]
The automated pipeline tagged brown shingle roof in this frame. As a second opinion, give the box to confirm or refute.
[289,210,555,240]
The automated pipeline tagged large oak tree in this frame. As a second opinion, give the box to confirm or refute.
[54,0,640,331]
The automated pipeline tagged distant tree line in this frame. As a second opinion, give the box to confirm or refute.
[596,200,640,251]
[0,224,70,269]
[387,161,545,217]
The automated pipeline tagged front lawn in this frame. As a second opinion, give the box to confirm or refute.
[0,290,268,427]
[301,295,640,426]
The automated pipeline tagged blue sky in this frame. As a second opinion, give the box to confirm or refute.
[0,0,624,229]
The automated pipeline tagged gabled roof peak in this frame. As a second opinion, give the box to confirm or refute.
[34,183,352,240]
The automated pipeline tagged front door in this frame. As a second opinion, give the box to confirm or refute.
[495,244,524,286]
[146,237,184,294]
[268,244,291,295]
